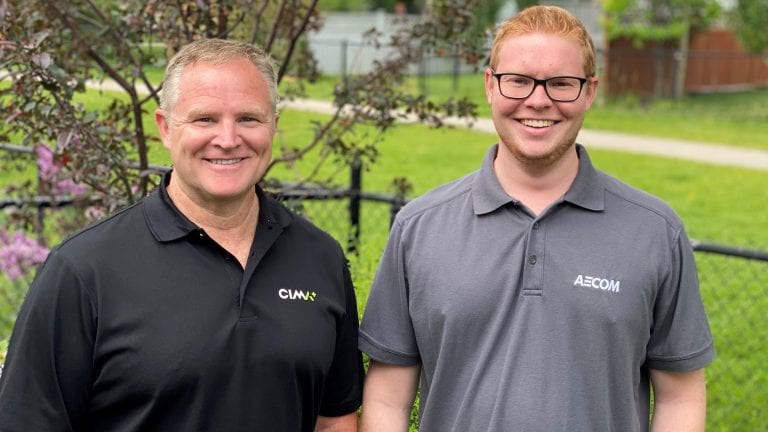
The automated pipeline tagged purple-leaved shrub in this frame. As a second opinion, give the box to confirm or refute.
[0,228,49,282]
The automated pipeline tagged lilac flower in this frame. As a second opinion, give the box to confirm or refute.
[35,144,87,197]
[53,178,87,196]
[84,206,105,221]
[35,144,58,181]
[0,228,50,282]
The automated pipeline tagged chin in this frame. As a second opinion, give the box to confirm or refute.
[202,183,252,200]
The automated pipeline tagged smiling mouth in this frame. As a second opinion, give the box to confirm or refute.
[520,119,555,128]
[207,158,243,165]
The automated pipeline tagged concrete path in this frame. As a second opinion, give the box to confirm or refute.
[281,98,768,171]
[87,78,768,171]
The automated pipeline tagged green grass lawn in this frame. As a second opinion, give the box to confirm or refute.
[273,108,768,246]
[293,73,768,150]
[136,68,768,150]
[269,107,768,430]
[2,77,767,430]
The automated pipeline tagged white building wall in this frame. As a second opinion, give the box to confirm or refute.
[307,2,604,76]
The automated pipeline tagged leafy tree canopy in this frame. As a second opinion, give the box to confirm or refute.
[731,0,768,53]
[0,0,485,231]
[602,0,721,44]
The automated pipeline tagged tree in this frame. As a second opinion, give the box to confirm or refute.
[0,0,483,227]
[515,0,538,11]
[0,0,486,335]
[602,0,721,98]
[0,0,485,334]
[732,0,768,54]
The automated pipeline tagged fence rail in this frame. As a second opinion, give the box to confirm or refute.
[1,146,767,429]
[2,190,768,263]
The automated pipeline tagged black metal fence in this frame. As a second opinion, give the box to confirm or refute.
[1,145,767,428]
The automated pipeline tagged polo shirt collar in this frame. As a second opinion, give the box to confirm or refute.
[564,144,605,212]
[472,143,605,215]
[143,171,294,242]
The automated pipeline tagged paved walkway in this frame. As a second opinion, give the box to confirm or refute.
[88,79,768,171]
[281,98,768,171]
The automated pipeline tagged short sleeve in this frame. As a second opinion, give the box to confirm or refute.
[0,250,96,431]
[646,227,715,371]
[318,257,365,417]
[359,218,421,365]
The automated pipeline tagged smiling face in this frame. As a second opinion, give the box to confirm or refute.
[485,32,597,170]
[155,57,276,210]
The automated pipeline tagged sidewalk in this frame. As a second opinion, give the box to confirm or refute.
[87,78,768,172]
[281,98,768,171]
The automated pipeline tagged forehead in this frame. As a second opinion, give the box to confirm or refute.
[174,59,272,112]
[179,58,267,91]
[495,33,585,76]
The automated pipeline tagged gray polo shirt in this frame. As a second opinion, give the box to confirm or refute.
[359,144,714,432]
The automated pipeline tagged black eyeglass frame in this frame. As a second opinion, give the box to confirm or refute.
[491,72,590,102]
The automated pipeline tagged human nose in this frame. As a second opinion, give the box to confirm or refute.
[212,119,241,148]
[525,81,553,107]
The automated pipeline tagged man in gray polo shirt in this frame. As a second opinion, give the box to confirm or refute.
[358,5,714,432]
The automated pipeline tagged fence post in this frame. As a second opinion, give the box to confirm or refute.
[418,48,428,95]
[340,39,348,87]
[389,193,405,228]
[348,157,362,254]
[452,43,461,93]
[34,148,47,245]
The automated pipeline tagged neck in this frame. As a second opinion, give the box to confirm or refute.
[493,145,579,216]
[167,179,260,267]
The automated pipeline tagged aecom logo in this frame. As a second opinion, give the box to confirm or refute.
[573,275,621,293]
[278,288,317,302]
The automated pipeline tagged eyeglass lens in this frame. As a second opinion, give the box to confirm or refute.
[497,74,584,102]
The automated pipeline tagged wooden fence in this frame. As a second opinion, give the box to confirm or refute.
[604,29,768,98]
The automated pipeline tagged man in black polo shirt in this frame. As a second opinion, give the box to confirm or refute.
[0,39,364,431]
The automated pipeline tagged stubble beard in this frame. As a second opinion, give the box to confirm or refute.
[498,117,584,170]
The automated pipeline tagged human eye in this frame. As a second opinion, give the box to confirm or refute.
[502,74,531,87]
[548,77,579,88]
[192,115,215,124]
[237,115,265,126]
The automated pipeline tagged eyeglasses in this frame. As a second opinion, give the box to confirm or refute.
[491,72,590,102]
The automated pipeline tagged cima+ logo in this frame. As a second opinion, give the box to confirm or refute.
[278,288,317,302]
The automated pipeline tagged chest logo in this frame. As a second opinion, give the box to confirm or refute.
[278,288,317,302]
[573,275,621,293]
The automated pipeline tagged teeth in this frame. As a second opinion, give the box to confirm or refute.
[521,119,554,128]
[209,159,242,165]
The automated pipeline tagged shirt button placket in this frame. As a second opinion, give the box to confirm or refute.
[523,220,544,296]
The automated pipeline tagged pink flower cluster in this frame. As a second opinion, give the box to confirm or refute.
[0,228,50,282]
[35,144,87,196]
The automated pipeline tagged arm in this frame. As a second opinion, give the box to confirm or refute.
[316,259,364,428]
[360,360,420,432]
[315,412,358,432]
[0,252,94,430]
[649,368,707,432]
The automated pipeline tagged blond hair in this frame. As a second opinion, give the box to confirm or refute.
[490,5,596,77]
[159,38,278,113]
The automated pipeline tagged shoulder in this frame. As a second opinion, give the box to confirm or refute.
[596,170,685,231]
[264,194,345,258]
[291,212,344,253]
[394,171,477,225]
[52,199,146,259]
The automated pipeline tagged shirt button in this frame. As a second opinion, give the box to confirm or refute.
[532,222,539,230]
[528,255,537,265]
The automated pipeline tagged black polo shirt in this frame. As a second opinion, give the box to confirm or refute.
[0,173,364,431]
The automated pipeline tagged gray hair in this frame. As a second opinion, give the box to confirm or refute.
[159,38,278,114]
